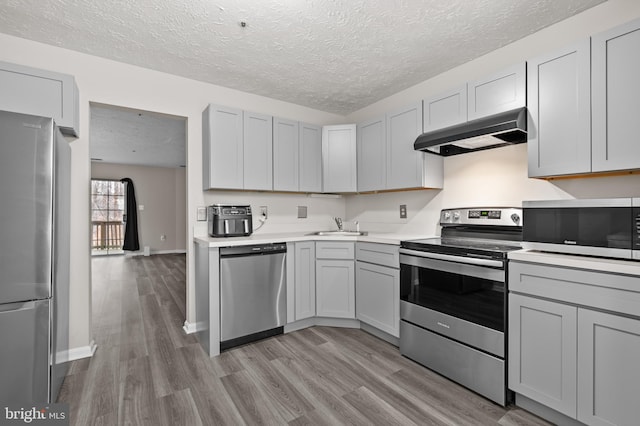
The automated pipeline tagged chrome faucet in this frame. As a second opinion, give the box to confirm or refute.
[334,217,343,231]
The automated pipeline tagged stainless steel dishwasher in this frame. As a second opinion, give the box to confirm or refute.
[219,243,287,351]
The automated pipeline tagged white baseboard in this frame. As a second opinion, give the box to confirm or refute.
[360,322,399,347]
[284,317,360,333]
[125,249,187,258]
[58,340,97,363]
[182,320,207,334]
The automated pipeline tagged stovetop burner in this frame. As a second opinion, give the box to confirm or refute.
[401,207,524,260]
[401,237,523,260]
[410,237,523,253]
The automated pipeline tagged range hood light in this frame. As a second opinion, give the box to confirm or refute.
[414,107,527,156]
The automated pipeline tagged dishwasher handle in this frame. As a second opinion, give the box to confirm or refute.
[219,243,287,257]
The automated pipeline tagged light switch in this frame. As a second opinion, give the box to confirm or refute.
[197,206,207,221]
[139,204,144,211]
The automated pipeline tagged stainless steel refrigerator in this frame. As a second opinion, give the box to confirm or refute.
[0,110,70,404]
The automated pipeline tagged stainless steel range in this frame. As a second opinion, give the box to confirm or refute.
[399,207,523,406]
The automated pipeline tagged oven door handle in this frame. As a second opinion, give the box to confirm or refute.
[399,248,504,268]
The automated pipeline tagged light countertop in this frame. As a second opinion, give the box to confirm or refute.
[194,231,435,248]
[509,249,640,276]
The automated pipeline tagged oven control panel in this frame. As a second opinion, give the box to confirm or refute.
[440,207,522,227]
[468,210,501,219]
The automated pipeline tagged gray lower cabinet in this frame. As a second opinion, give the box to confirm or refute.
[0,60,79,136]
[355,260,399,337]
[508,293,577,418]
[577,309,640,426]
[293,241,316,321]
[509,259,640,426]
[315,242,355,318]
[592,17,640,172]
[299,123,322,193]
[527,40,591,177]
[355,242,400,337]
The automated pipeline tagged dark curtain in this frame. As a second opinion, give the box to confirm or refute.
[120,178,140,251]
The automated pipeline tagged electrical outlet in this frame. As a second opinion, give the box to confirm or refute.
[196,206,207,221]
[260,206,268,218]
[297,206,307,219]
[399,204,407,219]
[160,234,166,241]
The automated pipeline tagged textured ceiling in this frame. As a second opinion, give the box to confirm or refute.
[0,0,605,115]
[90,104,186,168]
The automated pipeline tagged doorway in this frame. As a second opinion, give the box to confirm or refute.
[90,179,125,256]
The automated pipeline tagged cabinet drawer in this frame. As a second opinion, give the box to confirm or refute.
[509,261,640,318]
[315,242,354,259]
[356,242,399,268]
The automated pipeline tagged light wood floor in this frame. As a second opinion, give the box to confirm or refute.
[58,254,551,425]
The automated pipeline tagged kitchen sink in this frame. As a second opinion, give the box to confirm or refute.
[307,230,368,236]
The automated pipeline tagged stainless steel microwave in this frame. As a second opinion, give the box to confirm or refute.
[522,198,640,260]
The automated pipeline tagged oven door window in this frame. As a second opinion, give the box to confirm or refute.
[400,259,505,332]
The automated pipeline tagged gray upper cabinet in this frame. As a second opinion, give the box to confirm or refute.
[387,102,422,189]
[422,85,467,132]
[202,104,244,190]
[243,111,273,191]
[357,116,386,192]
[322,124,357,193]
[299,123,322,193]
[0,61,79,136]
[528,40,591,177]
[467,63,526,121]
[387,102,443,190]
[592,18,640,172]
[273,117,299,191]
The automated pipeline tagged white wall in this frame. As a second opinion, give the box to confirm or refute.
[0,33,342,352]
[91,162,187,253]
[345,0,640,236]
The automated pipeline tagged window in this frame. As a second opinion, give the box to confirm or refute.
[91,179,125,255]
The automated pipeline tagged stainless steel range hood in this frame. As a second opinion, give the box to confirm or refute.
[414,107,527,156]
